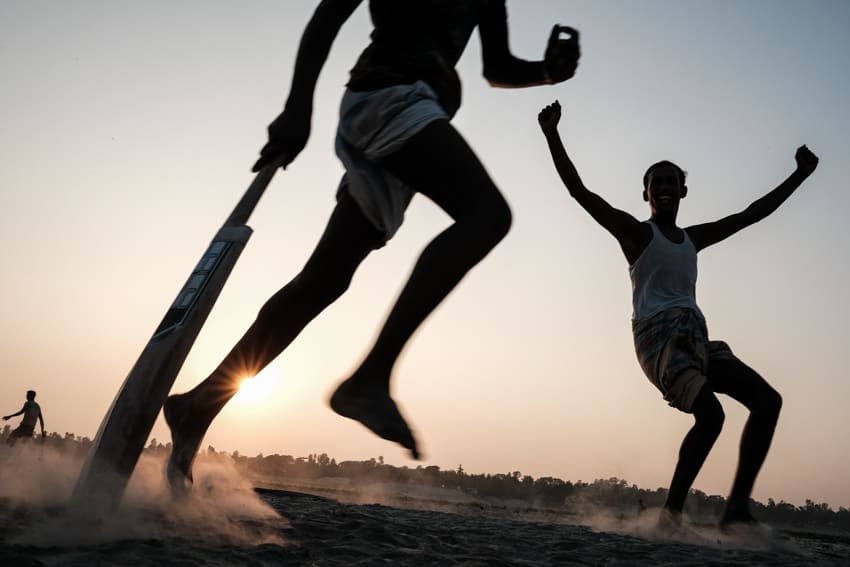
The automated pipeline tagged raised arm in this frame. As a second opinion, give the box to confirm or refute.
[686,146,819,251]
[252,0,363,171]
[478,2,579,88]
[538,101,649,264]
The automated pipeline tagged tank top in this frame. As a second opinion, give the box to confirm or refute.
[629,221,703,322]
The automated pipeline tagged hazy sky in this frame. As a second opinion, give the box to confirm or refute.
[2,1,848,509]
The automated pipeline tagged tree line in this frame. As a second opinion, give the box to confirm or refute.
[4,427,845,532]
[150,441,849,532]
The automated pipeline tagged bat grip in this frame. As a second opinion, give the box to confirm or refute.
[224,162,281,226]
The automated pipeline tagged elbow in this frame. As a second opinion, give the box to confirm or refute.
[483,70,511,88]
[566,184,589,199]
[740,207,767,226]
[482,56,520,87]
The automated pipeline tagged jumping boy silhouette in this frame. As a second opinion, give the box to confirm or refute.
[3,390,46,447]
[164,1,580,488]
[537,100,818,527]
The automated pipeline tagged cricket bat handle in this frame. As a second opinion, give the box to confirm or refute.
[225,162,280,226]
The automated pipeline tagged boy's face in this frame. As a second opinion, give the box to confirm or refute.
[645,165,685,218]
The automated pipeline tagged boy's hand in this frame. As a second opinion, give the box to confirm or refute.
[538,100,562,134]
[543,25,580,83]
[795,145,819,176]
[252,105,312,172]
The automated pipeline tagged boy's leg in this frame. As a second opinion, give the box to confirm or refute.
[165,191,384,486]
[707,357,782,525]
[664,385,725,513]
[330,119,512,458]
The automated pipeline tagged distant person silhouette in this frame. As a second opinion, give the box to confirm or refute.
[164,1,580,489]
[538,100,819,527]
[3,390,46,446]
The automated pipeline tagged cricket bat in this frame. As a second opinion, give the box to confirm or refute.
[71,164,278,511]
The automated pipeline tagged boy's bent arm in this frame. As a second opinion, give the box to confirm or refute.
[479,2,579,87]
[538,102,647,263]
[687,145,819,251]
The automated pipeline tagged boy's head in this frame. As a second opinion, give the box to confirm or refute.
[642,160,687,217]
[26,390,36,400]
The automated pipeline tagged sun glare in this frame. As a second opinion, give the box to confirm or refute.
[232,367,277,405]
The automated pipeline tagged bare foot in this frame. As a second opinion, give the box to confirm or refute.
[163,393,207,492]
[657,508,683,532]
[329,378,420,459]
[718,516,773,546]
[656,508,709,543]
[720,501,758,531]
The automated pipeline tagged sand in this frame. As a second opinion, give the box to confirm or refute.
[1,445,847,566]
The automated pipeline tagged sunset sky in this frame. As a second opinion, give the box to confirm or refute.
[2,1,848,509]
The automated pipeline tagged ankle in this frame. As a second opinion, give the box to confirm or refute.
[658,507,685,531]
[166,391,219,431]
[721,500,755,524]
[348,363,392,392]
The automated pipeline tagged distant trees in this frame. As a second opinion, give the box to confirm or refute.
[227,452,850,530]
[0,429,92,457]
[4,428,847,531]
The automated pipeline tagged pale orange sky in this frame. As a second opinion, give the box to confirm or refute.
[1,1,848,508]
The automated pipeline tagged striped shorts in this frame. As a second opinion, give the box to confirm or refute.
[632,308,737,412]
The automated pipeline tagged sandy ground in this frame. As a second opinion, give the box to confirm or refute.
[1,445,847,566]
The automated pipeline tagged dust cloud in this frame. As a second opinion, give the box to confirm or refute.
[0,443,285,547]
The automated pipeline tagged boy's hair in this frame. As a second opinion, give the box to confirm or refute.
[643,160,687,189]
[26,390,36,400]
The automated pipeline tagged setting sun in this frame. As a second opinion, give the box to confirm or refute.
[232,367,278,405]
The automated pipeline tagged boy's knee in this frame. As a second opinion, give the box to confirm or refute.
[478,192,513,244]
[695,400,725,437]
[495,197,513,236]
[762,388,782,419]
[490,206,513,245]
[706,407,725,437]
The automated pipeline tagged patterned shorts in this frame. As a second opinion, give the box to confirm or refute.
[632,308,737,412]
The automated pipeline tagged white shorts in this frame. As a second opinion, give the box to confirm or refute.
[335,81,449,242]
